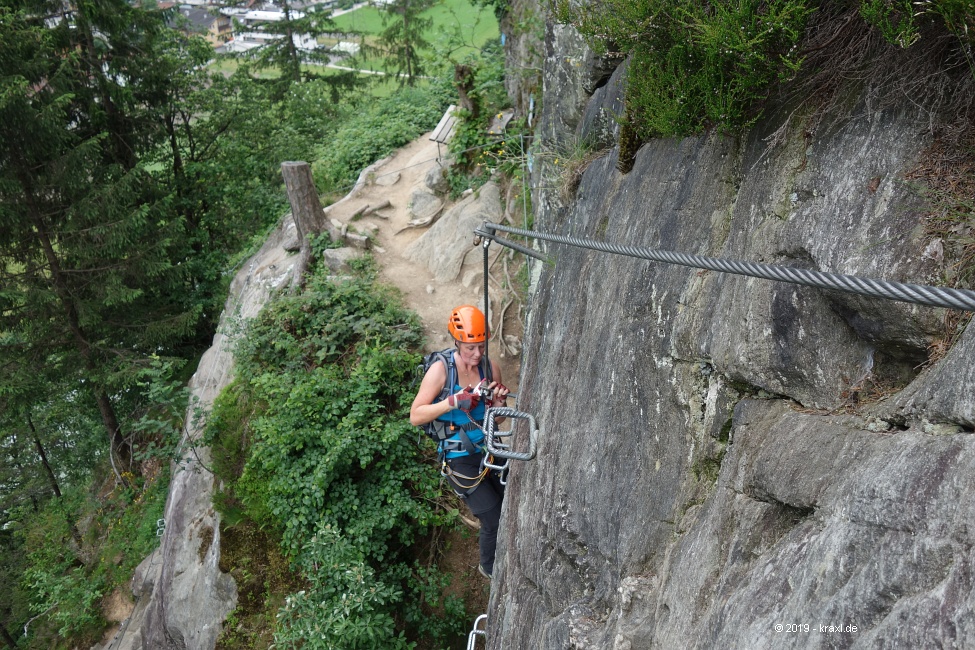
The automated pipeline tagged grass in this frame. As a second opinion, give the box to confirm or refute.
[210,0,497,90]
[206,57,413,97]
[331,0,499,46]
[331,4,386,33]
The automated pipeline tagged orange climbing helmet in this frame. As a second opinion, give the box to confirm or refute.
[448,305,488,343]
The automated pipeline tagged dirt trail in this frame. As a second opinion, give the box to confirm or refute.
[325,131,522,392]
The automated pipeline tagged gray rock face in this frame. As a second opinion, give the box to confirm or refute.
[404,181,502,283]
[127,218,299,650]
[489,14,975,649]
[424,160,450,194]
[322,246,363,273]
[407,188,444,222]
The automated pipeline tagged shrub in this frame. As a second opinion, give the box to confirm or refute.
[554,1,975,141]
[553,0,812,140]
[311,85,451,196]
[860,0,975,48]
[209,258,469,646]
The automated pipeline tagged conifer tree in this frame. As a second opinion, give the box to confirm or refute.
[246,0,360,98]
[379,0,435,87]
[0,0,207,474]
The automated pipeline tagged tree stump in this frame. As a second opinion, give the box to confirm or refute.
[281,161,325,289]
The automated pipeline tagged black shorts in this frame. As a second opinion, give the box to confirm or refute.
[445,453,505,516]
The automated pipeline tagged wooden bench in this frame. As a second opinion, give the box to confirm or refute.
[430,104,457,160]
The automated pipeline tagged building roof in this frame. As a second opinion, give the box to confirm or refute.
[179,6,220,30]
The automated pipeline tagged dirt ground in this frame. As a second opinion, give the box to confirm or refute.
[324,132,523,392]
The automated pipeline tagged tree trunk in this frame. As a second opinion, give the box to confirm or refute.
[1,624,18,649]
[27,413,62,499]
[27,414,85,546]
[96,390,130,474]
[281,161,328,290]
[282,0,302,83]
[404,12,413,85]
[455,64,477,117]
[15,167,131,477]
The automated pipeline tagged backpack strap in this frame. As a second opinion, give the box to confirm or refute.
[436,349,456,402]
[421,349,458,443]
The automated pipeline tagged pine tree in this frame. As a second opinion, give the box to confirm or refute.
[0,0,207,475]
[379,0,435,87]
[246,0,361,98]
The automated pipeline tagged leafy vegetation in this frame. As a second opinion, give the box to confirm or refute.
[375,0,437,87]
[440,41,531,198]
[240,0,362,99]
[207,256,471,648]
[12,468,170,646]
[0,0,498,643]
[552,0,813,140]
[552,0,975,142]
[311,84,452,196]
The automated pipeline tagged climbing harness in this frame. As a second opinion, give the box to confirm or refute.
[441,457,492,494]
[474,222,975,312]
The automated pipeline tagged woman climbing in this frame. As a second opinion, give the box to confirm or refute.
[410,304,510,578]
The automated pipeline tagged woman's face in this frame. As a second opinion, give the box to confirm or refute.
[456,341,485,366]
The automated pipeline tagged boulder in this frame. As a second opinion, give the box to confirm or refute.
[404,182,502,284]
[424,160,451,194]
[322,247,363,273]
[375,170,400,186]
[407,189,444,222]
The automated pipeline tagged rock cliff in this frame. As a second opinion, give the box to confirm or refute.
[490,3,975,648]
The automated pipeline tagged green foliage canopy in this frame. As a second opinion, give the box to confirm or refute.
[378,0,437,86]
[311,84,451,194]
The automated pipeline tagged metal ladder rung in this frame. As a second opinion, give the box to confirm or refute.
[484,407,539,462]
[467,614,487,649]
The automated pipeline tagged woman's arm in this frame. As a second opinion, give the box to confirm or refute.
[410,361,454,426]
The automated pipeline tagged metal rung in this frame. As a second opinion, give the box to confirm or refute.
[485,454,509,469]
[485,430,511,472]
[467,614,487,650]
[484,407,538,461]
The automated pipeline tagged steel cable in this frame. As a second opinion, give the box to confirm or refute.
[476,223,975,312]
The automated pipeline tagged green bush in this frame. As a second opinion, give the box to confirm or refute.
[20,497,106,641]
[311,85,451,195]
[554,0,812,139]
[860,0,975,48]
[17,469,169,645]
[445,43,520,194]
[209,258,469,646]
[555,0,975,141]
[274,526,412,649]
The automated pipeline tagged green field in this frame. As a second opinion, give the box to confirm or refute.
[208,57,419,98]
[332,0,499,47]
[210,0,497,89]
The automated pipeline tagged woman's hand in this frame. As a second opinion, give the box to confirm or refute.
[447,389,474,411]
[489,382,509,407]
